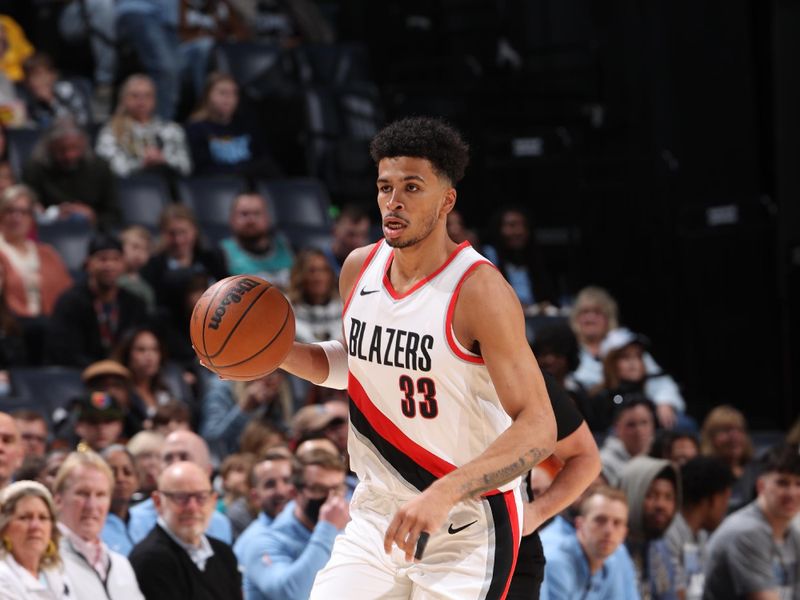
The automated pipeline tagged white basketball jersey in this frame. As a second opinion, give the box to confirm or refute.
[343,240,519,498]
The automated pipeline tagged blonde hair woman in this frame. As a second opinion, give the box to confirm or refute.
[0,480,70,599]
[95,74,191,178]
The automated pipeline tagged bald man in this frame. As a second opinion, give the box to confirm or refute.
[0,413,23,490]
[128,431,233,547]
[129,462,241,600]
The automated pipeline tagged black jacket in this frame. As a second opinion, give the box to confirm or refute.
[129,524,242,600]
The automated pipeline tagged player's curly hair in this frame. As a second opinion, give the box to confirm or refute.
[369,117,470,185]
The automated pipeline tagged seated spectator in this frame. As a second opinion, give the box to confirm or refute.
[699,405,757,512]
[233,450,295,562]
[665,456,734,600]
[619,455,682,599]
[12,409,48,459]
[40,450,68,493]
[81,359,148,439]
[482,205,556,311]
[57,0,116,118]
[323,204,371,277]
[72,392,126,452]
[118,226,156,313]
[570,286,686,427]
[112,327,178,426]
[143,204,227,325]
[201,370,292,463]
[219,193,292,288]
[0,15,33,83]
[101,444,140,556]
[95,74,191,178]
[289,402,348,456]
[218,452,256,538]
[0,412,23,491]
[540,486,637,599]
[45,232,149,367]
[22,119,119,230]
[150,401,192,437]
[19,54,91,128]
[0,184,72,359]
[0,480,71,598]
[185,72,281,178]
[129,461,242,600]
[53,449,144,599]
[127,430,164,503]
[530,321,589,415]
[242,448,348,600]
[239,419,288,458]
[599,397,657,486]
[650,429,699,466]
[288,249,342,344]
[128,430,232,545]
[704,443,800,599]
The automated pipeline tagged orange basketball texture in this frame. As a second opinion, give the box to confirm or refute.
[190,275,295,380]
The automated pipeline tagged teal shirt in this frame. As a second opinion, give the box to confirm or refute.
[220,235,294,288]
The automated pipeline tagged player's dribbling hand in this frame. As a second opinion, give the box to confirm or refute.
[383,487,453,562]
[319,494,350,530]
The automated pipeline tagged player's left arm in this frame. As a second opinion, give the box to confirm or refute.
[384,264,556,560]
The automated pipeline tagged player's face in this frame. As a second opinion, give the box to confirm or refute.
[251,459,294,518]
[576,496,628,562]
[376,157,454,249]
[642,478,676,537]
[757,471,800,522]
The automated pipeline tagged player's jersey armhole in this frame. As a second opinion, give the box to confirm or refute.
[342,241,384,317]
[445,260,495,364]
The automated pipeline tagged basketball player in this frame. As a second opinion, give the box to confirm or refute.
[278,117,557,599]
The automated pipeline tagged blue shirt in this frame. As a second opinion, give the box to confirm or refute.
[101,512,136,556]
[128,498,233,545]
[234,511,274,565]
[243,501,340,600]
[542,532,640,600]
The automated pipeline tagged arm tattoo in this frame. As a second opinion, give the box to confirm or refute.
[459,447,549,499]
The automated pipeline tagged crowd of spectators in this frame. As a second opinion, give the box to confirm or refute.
[0,5,798,600]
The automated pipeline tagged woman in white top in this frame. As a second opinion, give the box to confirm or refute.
[288,248,343,344]
[0,480,71,599]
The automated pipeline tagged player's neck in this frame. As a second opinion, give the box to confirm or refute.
[389,231,458,291]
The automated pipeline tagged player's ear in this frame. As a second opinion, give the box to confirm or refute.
[441,188,456,215]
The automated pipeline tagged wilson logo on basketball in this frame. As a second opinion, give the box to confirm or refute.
[207,278,262,330]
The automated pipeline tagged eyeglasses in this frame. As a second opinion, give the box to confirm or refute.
[160,490,213,506]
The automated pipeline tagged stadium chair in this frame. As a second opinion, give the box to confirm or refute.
[37,219,94,277]
[256,178,332,229]
[7,128,41,177]
[199,222,232,246]
[115,174,171,231]
[8,366,85,426]
[281,224,334,253]
[212,41,295,101]
[293,42,372,87]
[176,176,250,227]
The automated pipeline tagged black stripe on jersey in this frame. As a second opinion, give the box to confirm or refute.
[484,493,515,600]
[348,396,437,492]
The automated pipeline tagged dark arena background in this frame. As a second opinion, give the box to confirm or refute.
[5,0,798,429]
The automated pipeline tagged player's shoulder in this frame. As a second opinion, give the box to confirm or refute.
[457,258,516,305]
[339,242,381,299]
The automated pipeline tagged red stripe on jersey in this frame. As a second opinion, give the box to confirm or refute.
[382,241,472,300]
[342,241,384,316]
[499,490,521,600]
[445,260,495,364]
[348,372,457,479]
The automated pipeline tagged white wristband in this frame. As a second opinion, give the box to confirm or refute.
[315,340,349,390]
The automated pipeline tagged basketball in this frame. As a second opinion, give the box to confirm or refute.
[190,275,295,380]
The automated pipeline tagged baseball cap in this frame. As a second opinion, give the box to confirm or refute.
[87,232,123,257]
[290,404,346,439]
[74,391,124,423]
[81,360,131,383]
[599,327,650,359]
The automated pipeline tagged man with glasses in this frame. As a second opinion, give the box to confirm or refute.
[129,430,232,545]
[243,448,349,600]
[129,461,241,600]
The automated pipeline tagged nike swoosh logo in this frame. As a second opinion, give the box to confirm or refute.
[359,287,380,296]
[447,520,478,535]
